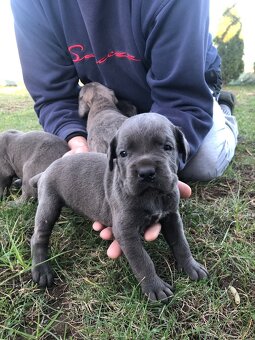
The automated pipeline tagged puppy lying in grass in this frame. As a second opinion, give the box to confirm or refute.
[0,130,69,204]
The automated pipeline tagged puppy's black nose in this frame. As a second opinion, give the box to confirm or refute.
[137,166,156,182]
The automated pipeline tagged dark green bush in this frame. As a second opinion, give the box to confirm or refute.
[214,6,244,84]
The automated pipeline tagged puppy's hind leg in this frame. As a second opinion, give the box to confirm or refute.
[161,212,208,280]
[31,197,62,288]
[0,176,13,199]
[19,171,38,204]
[7,177,36,206]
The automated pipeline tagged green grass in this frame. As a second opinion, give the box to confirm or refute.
[0,85,254,339]
[0,86,40,131]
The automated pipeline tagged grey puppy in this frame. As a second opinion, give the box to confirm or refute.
[79,82,136,153]
[30,112,208,301]
[0,130,69,203]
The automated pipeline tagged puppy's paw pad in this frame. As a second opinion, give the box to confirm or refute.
[181,258,208,281]
[32,264,55,288]
[142,278,174,302]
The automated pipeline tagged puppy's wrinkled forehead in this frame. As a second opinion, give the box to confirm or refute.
[117,113,175,147]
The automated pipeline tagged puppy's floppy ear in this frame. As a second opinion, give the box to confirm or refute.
[109,90,118,106]
[116,100,137,117]
[108,135,118,171]
[174,126,190,164]
[78,86,92,118]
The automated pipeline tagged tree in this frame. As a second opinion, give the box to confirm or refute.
[214,6,244,84]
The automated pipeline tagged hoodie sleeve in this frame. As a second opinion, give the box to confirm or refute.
[142,0,214,168]
[11,0,87,140]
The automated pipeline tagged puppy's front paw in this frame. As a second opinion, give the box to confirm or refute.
[179,257,208,280]
[141,276,174,302]
[32,263,55,288]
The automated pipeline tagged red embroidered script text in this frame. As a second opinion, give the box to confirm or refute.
[68,44,141,64]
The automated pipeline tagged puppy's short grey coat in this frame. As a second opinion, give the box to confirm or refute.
[30,113,208,301]
[0,130,69,203]
[79,82,136,153]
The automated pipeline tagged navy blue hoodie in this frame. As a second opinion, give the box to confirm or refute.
[11,0,220,168]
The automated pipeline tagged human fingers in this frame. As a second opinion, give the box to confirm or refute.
[99,227,114,240]
[144,223,161,242]
[107,240,123,259]
[92,221,105,231]
[178,180,192,198]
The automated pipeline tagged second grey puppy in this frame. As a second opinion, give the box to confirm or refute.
[79,82,136,153]
[0,130,69,203]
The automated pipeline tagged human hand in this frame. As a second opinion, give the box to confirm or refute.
[94,180,192,259]
[63,136,89,157]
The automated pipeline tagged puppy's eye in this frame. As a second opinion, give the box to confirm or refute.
[164,144,173,151]
[120,150,127,158]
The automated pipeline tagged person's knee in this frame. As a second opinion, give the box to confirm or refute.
[195,159,229,181]
[179,151,230,182]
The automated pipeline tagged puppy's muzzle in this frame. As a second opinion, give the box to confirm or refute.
[126,156,172,195]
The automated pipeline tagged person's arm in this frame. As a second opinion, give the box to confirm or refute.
[141,0,215,169]
[11,0,86,141]
[64,136,89,156]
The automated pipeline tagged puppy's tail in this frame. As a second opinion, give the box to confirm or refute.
[29,173,42,188]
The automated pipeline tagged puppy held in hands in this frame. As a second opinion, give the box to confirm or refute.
[79,82,136,153]
[30,113,208,302]
[0,130,69,204]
